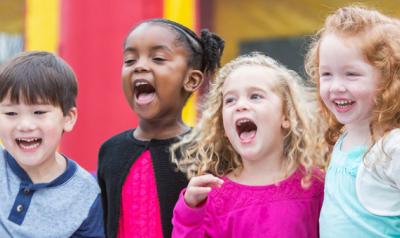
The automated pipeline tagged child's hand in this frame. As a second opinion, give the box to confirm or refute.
[184,174,224,208]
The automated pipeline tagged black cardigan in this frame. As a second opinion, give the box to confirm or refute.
[97,129,188,238]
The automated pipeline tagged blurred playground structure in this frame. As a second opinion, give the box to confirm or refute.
[1,0,399,172]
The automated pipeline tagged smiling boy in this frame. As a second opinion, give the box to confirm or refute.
[0,51,104,238]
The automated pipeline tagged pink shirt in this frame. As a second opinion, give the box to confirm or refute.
[118,150,163,238]
[172,169,324,238]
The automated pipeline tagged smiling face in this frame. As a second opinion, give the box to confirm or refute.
[222,65,287,163]
[122,23,195,122]
[318,33,380,129]
[0,95,76,171]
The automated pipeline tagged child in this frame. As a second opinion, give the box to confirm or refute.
[305,6,400,237]
[0,51,104,237]
[97,19,224,238]
[171,52,325,238]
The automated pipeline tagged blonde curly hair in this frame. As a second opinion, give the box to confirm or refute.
[171,52,326,186]
[305,5,400,150]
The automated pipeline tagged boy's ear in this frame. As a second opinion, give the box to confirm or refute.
[63,107,78,132]
[184,69,204,92]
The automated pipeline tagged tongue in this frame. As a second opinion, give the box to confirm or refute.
[239,130,256,141]
[136,92,155,105]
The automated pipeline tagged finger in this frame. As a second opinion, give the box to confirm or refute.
[186,186,212,196]
[189,174,224,187]
[184,186,212,207]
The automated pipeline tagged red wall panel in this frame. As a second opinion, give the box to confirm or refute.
[59,0,163,172]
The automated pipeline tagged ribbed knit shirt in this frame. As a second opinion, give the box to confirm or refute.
[172,169,324,238]
[98,129,188,238]
[118,150,163,238]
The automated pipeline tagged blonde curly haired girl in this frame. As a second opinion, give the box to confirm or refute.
[171,52,325,238]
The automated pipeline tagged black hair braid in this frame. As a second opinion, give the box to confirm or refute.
[199,29,225,75]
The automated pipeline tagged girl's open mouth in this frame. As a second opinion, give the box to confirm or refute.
[236,118,257,143]
[134,80,156,105]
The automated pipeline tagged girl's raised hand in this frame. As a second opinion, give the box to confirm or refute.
[184,174,224,208]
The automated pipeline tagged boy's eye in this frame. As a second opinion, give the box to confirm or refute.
[4,112,17,116]
[34,111,47,115]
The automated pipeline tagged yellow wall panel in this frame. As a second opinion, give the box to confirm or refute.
[0,0,24,33]
[164,0,195,28]
[25,0,59,52]
[164,0,198,126]
[214,0,400,64]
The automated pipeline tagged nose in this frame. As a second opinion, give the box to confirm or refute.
[329,77,346,93]
[133,57,150,73]
[235,98,249,112]
[16,116,37,131]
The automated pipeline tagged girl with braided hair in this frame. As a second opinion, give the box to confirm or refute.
[97,18,224,238]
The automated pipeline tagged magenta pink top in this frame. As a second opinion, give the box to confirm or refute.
[118,150,163,238]
[172,169,324,238]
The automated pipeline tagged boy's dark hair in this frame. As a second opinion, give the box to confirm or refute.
[126,18,225,76]
[0,51,78,115]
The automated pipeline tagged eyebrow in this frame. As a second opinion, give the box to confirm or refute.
[123,45,173,54]
[0,101,51,107]
[223,86,267,95]
[0,102,17,107]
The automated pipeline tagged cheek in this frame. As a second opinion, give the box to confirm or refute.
[319,85,329,102]
[222,109,232,134]
[356,88,376,109]
[121,77,134,103]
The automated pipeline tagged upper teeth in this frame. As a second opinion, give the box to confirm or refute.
[17,138,39,142]
[335,100,352,106]
[135,81,148,86]
[237,119,251,125]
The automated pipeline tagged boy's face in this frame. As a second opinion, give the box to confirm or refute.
[0,94,77,171]
[121,23,197,121]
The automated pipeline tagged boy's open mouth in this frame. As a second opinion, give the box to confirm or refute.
[16,138,42,150]
[236,118,257,141]
[134,80,156,104]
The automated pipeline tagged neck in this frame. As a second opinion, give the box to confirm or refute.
[343,120,371,151]
[23,153,67,184]
[229,149,291,186]
[135,116,189,140]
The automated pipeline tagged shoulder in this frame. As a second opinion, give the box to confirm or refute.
[356,128,400,216]
[283,168,324,200]
[100,129,135,149]
[69,160,100,194]
[98,129,139,161]
[366,128,400,164]
[308,168,325,195]
[0,146,5,165]
[309,167,325,186]
[382,128,400,155]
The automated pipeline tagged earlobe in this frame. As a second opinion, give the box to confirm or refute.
[63,107,78,132]
[282,119,290,129]
[184,70,204,92]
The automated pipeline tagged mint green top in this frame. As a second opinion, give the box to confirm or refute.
[319,134,400,238]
